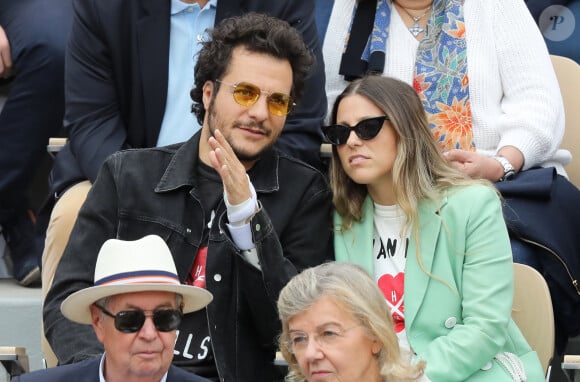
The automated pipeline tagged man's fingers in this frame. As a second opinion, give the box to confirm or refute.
[213,129,236,157]
[208,138,240,184]
[208,129,251,203]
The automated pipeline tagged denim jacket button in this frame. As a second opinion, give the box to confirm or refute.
[255,223,261,232]
[213,274,222,282]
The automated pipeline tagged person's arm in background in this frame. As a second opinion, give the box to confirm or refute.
[273,0,327,169]
[444,0,564,181]
[493,0,563,169]
[43,155,122,364]
[0,25,13,79]
[64,0,130,182]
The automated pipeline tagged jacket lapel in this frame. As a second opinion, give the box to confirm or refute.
[334,197,375,274]
[137,0,171,146]
[334,194,447,331]
[403,196,445,331]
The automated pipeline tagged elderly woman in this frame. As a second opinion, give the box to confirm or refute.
[277,261,425,382]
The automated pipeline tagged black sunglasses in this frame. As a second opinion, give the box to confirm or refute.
[322,116,389,146]
[95,304,183,333]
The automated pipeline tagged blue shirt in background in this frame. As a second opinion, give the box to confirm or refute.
[157,0,217,147]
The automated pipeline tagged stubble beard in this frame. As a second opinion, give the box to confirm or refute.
[207,99,277,162]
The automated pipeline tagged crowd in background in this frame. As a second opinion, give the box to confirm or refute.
[0,1,579,381]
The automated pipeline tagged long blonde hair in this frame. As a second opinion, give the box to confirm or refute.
[329,74,492,234]
[278,262,425,382]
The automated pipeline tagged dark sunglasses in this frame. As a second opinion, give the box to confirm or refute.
[322,116,389,145]
[95,304,183,333]
[215,79,295,116]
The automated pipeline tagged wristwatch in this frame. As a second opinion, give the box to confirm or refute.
[493,156,516,181]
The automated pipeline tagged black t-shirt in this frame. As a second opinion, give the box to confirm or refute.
[173,160,223,381]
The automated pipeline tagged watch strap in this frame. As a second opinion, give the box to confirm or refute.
[493,156,516,181]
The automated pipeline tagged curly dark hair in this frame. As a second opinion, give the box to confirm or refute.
[190,12,313,124]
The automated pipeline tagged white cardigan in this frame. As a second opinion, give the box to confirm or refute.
[323,0,569,173]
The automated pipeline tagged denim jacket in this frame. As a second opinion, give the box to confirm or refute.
[43,132,334,382]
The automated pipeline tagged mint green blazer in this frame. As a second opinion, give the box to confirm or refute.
[334,185,544,381]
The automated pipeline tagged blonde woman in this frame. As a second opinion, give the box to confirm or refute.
[278,261,425,382]
[319,0,580,352]
[324,75,544,381]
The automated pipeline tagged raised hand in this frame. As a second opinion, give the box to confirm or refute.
[208,129,252,205]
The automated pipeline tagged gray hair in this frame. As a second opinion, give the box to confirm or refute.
[277,262,425,382]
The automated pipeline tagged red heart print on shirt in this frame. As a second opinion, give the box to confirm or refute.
[378,272,405,333]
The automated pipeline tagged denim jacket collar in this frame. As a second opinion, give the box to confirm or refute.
[154,130,282,194]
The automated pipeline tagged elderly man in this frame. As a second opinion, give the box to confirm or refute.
[15,235,212,382]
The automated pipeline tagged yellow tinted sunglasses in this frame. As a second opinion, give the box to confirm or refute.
[215,80,295,116]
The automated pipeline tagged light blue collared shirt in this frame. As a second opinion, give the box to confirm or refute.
[157,0,217,147]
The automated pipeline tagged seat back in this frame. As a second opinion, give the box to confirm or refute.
[550,54,580,187]
[512,263,555,374]
[46,137,68,158]
[0,346,29,378]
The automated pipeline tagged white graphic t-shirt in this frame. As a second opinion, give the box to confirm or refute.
[372,203,409,345]
[373,203,431,381]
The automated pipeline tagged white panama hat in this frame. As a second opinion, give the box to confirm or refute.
[61,235,213,325]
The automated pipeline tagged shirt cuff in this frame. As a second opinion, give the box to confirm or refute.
[240,248,261,270]
[224,175,258,227]
[226,221,255,251]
